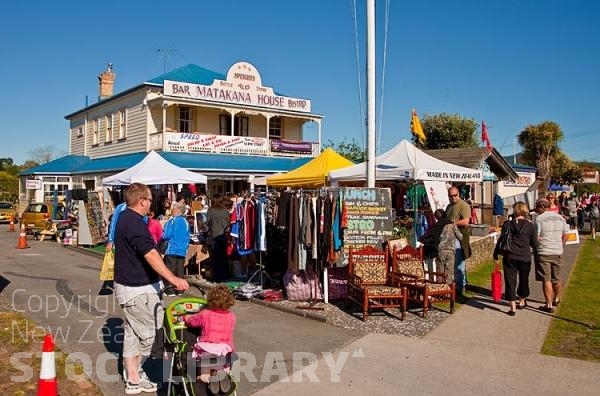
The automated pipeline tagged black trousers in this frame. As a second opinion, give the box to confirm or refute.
[211,235,229,282]
[164,255,186,287]
[503,257,532,302]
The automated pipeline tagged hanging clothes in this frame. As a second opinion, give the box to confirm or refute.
[256,195,267,252]
[287,194,300,272]
[310,197,321,260]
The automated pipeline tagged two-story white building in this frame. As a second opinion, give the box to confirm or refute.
[20,61,323,204]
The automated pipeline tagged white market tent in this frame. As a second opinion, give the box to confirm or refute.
[102,150,207,186]
[328,140,483,183]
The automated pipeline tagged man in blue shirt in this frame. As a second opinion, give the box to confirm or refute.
[114,183,188,394]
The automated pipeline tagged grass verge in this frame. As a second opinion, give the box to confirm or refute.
[541,238,600,361]
[464,239,600,361]
[0,309,102,395]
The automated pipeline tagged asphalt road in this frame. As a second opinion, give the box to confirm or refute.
[0,225,363,395]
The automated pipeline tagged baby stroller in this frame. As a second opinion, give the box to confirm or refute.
[160,285,237,396]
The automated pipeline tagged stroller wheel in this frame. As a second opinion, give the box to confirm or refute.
[183,373,237,396]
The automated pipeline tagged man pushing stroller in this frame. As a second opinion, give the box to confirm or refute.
[114,183,189,394]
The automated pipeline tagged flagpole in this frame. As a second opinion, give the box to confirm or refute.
[366,0,376,188]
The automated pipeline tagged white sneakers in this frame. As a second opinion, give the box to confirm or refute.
[124,368,159,394]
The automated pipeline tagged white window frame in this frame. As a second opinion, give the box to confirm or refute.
[178,106,193,133]
[119,109,127,139]
[104,115,112,142]
[269,116,282,138]
[92,119,99,145]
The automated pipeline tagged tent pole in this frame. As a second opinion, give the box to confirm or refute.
[413,183,418,247]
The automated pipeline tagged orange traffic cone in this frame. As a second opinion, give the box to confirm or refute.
[16,223,30,249]
[37,334,58,396]
[7,213,16,232]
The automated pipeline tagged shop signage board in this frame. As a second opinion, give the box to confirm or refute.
[26,179,42,190]
[503,172,534,187]
[340,187,394,266]
[165,132,270,155]
[164,61,312,113]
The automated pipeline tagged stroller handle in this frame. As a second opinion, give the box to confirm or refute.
[160,283,206,298]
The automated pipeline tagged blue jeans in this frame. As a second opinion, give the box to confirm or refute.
[454,248,467,293]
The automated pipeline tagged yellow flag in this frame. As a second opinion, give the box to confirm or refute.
[410,109,426,144]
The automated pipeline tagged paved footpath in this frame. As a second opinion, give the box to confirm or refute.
[254,240,600,395]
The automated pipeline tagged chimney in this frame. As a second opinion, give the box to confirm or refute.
[98,62,115,101]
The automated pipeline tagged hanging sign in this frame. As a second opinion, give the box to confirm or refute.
[340,187,394,265]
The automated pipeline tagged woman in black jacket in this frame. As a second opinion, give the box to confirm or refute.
[493,201,539,316]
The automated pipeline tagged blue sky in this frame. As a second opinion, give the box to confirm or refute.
[1,0,599,165]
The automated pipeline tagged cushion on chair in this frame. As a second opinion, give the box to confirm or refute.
[354,262,387,284]
[424,283,452,293]
[397,260,425,280]
[365,285,404,296]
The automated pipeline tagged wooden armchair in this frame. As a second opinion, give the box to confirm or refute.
[392,245,455,318]
[347,245,407,321]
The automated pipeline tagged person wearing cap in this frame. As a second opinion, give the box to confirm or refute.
[534,198,569,313]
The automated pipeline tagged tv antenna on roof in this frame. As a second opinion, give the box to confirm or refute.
[155,48,179,75]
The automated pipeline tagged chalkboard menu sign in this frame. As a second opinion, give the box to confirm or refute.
[341,187,394,265]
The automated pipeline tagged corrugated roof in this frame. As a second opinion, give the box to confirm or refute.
[20,151,311,177]
[19,155,91,176]
[66,64,226,118]
[425,147,519,181]
[146,64,226,86]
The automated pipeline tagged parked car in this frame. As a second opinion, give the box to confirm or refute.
[0,202,17,223]
[20,202,66,234]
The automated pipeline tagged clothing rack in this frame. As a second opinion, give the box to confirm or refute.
[246,251,273,288]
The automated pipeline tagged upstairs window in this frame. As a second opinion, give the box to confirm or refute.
[179,106,193,133]
[104,115,113,142]
[234,116,249,136]
[219,114,231,135]
[92,119,98,145]
[119,109,127,139]
[269,116,282,139]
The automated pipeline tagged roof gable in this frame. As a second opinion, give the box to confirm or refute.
[146,64,226,86]
[425,147,519,181]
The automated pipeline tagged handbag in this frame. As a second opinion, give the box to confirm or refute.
[491,262,502,302]
[99,250,114,281]
[497,220,513,255]
[327,266,348,301]
[157,239,169,255]
[283,270,323,301]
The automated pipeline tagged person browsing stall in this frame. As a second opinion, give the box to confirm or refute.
[146,210,163,244]
[105,201,127,252]
[162,202,191,295]
[445,186,471,301]
[206,194,232,282]
[113,183,189,394]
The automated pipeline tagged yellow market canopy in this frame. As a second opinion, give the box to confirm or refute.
[266,148,354,188]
